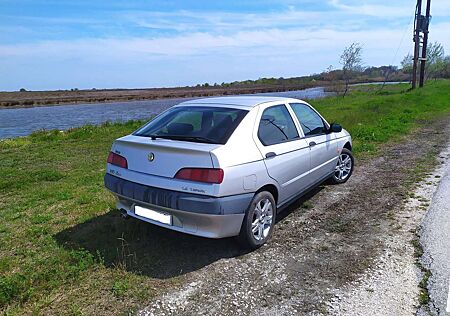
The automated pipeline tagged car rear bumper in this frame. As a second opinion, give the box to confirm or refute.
[104,173,252,238]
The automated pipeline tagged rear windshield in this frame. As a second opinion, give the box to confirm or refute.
[133,106,248,144]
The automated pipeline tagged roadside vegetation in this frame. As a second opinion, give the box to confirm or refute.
[314,81,450,155]
[0,80,449,315]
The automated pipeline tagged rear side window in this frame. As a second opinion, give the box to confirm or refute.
[133,106,248,144]
[290,103,327,136]
[258,105,299,146]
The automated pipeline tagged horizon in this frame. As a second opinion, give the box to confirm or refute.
[1,0,450,92]
[0,67,406,93]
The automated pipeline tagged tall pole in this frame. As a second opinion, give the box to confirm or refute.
[419,0,431,87]
[412,0,422,89]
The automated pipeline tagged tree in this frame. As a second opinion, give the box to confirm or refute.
[401,43,447,83]
[431,58,448,80]
[379,65,398,91]
[401,53,413,74]
[340,42,363,97]
[442,56,450,78]
[426,42,445,80]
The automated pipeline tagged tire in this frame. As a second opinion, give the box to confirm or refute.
[237,191,276,250]
[329,148,354,184]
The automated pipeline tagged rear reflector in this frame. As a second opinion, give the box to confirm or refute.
[175,168,224,184]
[107,152,128,169]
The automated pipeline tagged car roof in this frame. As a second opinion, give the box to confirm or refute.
[177,96,305,109]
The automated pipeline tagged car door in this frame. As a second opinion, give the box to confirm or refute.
[254,103,311,204]
[288,102,338,182]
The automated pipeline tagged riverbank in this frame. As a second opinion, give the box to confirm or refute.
[0,78,404,109]
[0,87,332,139]
[1,80,449,315]
[0,83,316,108]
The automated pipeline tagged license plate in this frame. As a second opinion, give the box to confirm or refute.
[134,205,172,225]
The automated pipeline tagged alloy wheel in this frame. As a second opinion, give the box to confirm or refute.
[251,198,274,241]
[334,153,352,181]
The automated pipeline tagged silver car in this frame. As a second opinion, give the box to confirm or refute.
[104,96,353,249]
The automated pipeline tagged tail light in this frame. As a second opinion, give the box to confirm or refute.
[107,152,128,169]
[175,168,224,184]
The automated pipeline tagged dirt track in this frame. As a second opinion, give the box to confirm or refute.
[136,117,450,316]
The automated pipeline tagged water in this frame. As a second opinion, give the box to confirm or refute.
[0,87,332,139]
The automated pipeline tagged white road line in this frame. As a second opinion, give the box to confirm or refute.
[447,278,450,313]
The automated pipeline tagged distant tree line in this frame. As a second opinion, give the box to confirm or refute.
[204,41,448,91]
[17,42,449,93]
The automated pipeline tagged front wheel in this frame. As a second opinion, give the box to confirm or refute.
[330,148,354,184]
[237,191,276,249]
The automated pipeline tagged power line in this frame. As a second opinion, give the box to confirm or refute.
[389,12,415,67]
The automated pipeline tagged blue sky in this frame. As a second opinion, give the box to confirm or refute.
[0,0,449,91]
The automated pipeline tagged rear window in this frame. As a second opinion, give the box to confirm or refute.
[133,106,248,144]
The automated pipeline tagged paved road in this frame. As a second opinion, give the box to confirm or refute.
[421,151,450,315]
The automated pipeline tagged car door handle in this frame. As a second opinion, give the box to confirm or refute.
[309,141,317,147]
[265,152,277,158]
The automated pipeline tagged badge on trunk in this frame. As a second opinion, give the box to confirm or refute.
[147,152,155,162]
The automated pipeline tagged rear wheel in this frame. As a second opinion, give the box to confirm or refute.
[238,191,276,249]
[330,148,354,184]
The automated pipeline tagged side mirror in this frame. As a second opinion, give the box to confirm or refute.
[328,123,342,133]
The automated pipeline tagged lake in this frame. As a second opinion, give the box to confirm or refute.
[0,87,332,139]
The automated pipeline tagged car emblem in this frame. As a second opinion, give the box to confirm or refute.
[147,152,155,162]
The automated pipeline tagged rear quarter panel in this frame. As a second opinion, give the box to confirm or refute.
[210,106,279,197]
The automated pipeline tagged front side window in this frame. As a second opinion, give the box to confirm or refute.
[290,103,327,136]
[258,105,299,146]
[133,106,248,144]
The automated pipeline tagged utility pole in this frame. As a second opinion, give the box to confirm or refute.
[411,0,422,89]
[419,0,431,87]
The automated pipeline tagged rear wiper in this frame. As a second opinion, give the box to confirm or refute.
[142,134,175,141]
[146,134,217,144]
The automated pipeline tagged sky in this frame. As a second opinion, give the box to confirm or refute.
[0,0,449,91]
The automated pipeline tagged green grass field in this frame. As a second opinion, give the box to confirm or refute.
[1,80,449,315]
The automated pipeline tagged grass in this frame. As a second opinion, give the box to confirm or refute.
[411,228,432,308]
[301,201,314,209]
[0,80,450,314]
[0,122,162,315]
[313,80,450,157]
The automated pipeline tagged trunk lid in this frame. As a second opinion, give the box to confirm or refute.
[112,135,220,178]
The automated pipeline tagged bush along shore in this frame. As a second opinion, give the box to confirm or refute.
[0,80,449,315]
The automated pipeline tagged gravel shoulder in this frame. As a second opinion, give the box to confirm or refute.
[138,117,450,316]
[420,146,450,316]
[329,139,450,316]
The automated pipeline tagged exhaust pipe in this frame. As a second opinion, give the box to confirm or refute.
[120,209,129,219]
